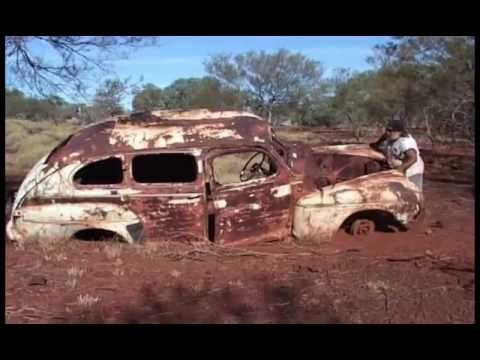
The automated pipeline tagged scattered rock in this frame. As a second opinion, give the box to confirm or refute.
[28,275,47,286]
[170,270,181,278]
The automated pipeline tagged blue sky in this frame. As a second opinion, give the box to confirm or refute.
[114,36,390,86]
[115,36,391,108]
[11,36,392,109]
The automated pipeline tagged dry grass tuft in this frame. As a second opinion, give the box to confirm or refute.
[103,243,122,260]
[77,294,100,308]
[66,266,85,289]
[6,118,79,178]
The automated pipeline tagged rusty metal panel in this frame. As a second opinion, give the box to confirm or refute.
[293,170,423,243]
[206,147,293,245]
[46,111,272,167]
[123,151,208,243]
[212,180,292,244]
[126,192,207,242]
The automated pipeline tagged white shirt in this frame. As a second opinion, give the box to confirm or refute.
[386,135,424,178]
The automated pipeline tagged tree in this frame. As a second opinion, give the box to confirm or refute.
[162,77,245,110]
[132,83,164,112]
[91,78,131,120]
[329,68,373,140]
[367,36,475,145]
[6,88,27,118]
[5,36,157,98]
[205,49,325,125]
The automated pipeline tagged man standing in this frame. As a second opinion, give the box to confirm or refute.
[370,119,424,191]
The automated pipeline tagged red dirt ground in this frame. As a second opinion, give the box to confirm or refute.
[5,177,474,324]
[4,132,475,324]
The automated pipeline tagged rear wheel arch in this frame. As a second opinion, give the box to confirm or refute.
[72,228,128,243]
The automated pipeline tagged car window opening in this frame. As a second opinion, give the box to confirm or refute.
[73,157,123,185]
[132,153,197,183]
[212,151,277,186]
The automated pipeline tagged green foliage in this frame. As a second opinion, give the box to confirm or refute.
[6,88,80,122]
[162,77,245,110]
[205,49,325,125]
[5,36,473,150]
[330,36,474,143]
[92,78,129,117]
[132,83,164,111]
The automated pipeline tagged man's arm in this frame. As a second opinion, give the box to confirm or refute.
[396,149,417,174]
[369,133,388,152]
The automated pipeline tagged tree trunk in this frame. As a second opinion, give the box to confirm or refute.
[345,113,360,142]
[355,126,361,142]
[423,107,435,153]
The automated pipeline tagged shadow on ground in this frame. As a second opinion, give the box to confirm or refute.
[65,275,342,324]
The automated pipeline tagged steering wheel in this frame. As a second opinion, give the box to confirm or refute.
[240,152,270,182]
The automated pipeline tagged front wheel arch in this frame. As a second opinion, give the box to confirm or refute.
[340,209,407,234]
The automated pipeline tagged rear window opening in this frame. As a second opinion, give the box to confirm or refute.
[73,157,123,185]
[132,153,197,183]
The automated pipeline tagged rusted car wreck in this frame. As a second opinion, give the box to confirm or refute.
[7,109,423,246]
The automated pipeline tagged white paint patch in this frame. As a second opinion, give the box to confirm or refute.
[150,109,262,120]
[271,184,291,198]
[214,199,227,209]
[334,190,365,204]
[297,192,323,207]
[395,212,409,224]
[292,152,298,159]
[109,136,118,146]
[168,198,201,205]
[196,127,242,140]
[253,136,265,143]
[249,203,261,210]
[378,190,399,203]
[110,123,244,150]
[110,126,186,149]
[197,160,203,174]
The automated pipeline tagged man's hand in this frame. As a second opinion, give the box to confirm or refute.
[396,149,417,175]
[370,135,386,152]
[396,164,408,174]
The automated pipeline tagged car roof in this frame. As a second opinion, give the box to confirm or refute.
[47,109,272,164]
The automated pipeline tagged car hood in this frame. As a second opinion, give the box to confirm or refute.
[278,140,388,190]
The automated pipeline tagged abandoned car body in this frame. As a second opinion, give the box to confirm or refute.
[7,109,424,246]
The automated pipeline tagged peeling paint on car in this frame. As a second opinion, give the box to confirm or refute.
[6,109,423,247]
[214,199,227,209]
[271,184,292,198]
